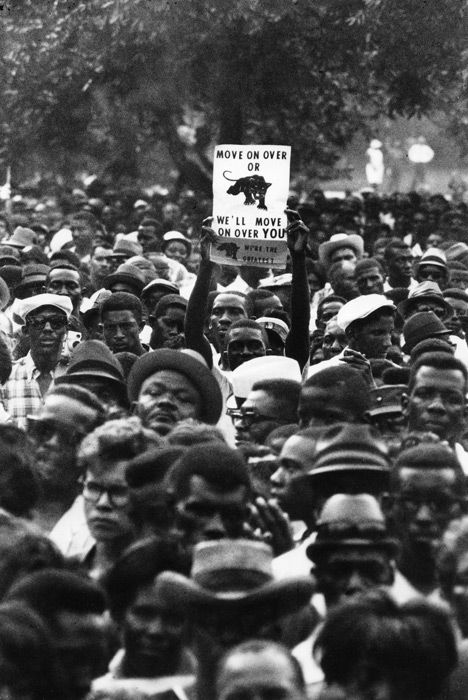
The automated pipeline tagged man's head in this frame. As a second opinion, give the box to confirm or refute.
[354,258,385,295]
[307,494,396,609]
[69,211,97,256]
[216,640,306,700]
[319,233,363,269]
[389,443,466,561]
[101,291,144,355]
[299,366,370,428]
[402,352,468,445]
[328,261,358,301]
[137,218,164,253]
[46,264,83,314]
[20,294,73,364]
[90,245,113,287]
[233,379,300,445]
[128,349,222,437]
[165,443,251,547]
[210,292,252,349]
[246,290,283,318]
[316,295,346,331]
[149,294,187,350]
[224,319,269,371]
[103,536,190,678]
[444,288,468,337]
[416,248,449,289]
[398,280,453,322]
[269,427,321,511]
[28,384,105,501]
[78,417,159,547]
[56,339,128,414]
[384,239,413,286]
[6,570,108,700]
[315,591,457,700]
[338,295,395,360]
[321,317,347,360]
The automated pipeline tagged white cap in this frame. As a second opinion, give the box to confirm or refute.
[258,273,292,289]
[49,228,73,253]
[232,356,301,399]
[19,293,73,322]
[337,294,395,332]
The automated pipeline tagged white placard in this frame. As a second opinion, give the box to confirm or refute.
[211,144,291,269]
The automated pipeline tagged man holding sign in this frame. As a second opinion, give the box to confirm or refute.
[184,145,310,375]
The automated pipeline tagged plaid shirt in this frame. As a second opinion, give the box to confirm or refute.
[0,351,68,429]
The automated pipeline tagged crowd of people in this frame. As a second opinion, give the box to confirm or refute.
[1,183,468,699]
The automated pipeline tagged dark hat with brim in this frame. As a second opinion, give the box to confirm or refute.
[397,281,454,320]
[402,311,450,354]
[307,534,399,562]
[306,494,399,561]
[127,349,223,424]
[55,339,128,403]
[103,267,146,295]
[142,278,179,300]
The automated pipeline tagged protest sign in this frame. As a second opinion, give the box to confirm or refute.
[211,145,291,269]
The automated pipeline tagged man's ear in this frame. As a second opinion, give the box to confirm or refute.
[21,324,29,336]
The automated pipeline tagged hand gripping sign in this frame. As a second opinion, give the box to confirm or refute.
[211,145,291,269]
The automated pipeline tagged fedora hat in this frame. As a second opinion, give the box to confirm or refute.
[7,226,37,249]
[307,494,399,561]
[402,311,450,353]
[318,234,364,267]
[417,247,448,272]
[141,278,179,300]
[127,348,223,424]
[397,281,453,320]
[111,237,143,258]
[155,540,314,617]
[103,263,146,295]
[55,340,128,403]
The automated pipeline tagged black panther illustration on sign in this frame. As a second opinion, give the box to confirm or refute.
[223,171,271,210]
[216,241,240,260]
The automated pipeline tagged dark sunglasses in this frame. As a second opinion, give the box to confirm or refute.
[27,315,67,330]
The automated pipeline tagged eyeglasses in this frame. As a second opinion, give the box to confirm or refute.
[396,495,460,516]
[26,416,87,446]
[26,315,67,330]
[227,407,282,426]
[82,479,129,508]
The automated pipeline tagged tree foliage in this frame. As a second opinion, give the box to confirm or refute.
[0,0,466,189]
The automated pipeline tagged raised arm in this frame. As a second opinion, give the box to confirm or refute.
[184,219,217,368]
[284,209,310,371]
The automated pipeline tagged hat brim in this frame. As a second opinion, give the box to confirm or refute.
[367,405,403,418]
[156,571,314,618]
[402,329,450,354]
[55,370,128,400]
[319,235,364,266]
[398,296,454,320]
[307,537,399,562]
[127,349,223,424]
